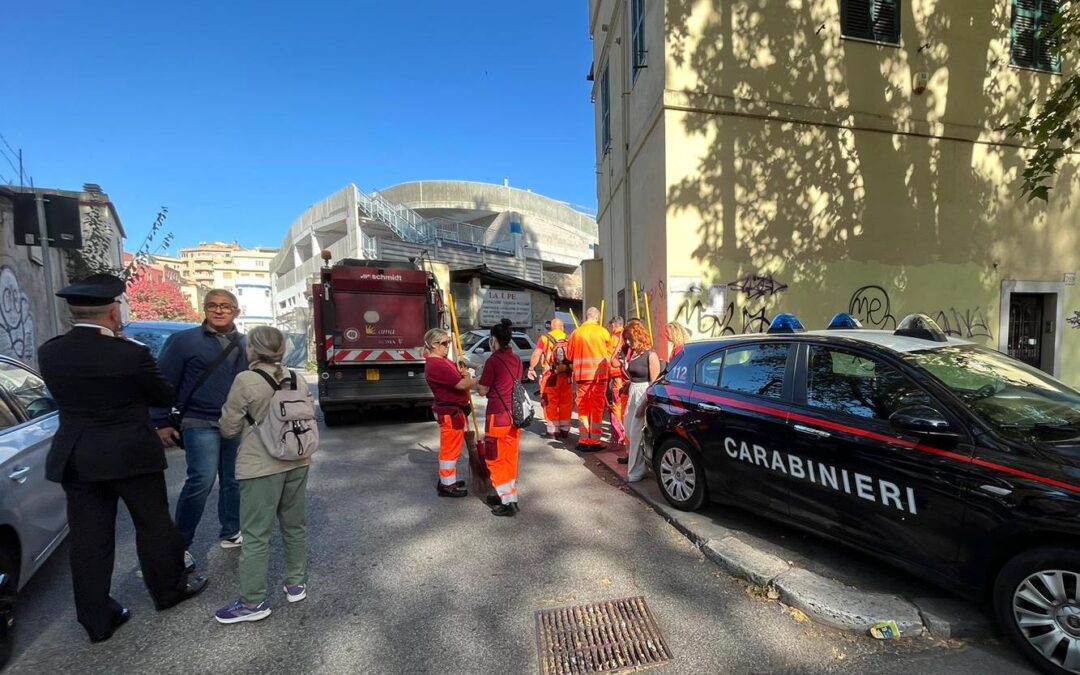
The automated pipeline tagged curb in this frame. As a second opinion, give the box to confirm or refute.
[591,450,991,640]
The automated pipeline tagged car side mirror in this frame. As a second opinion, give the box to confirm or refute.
[890,405,959,438]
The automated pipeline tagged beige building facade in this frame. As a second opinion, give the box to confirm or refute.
[173,242,278,330]
[589,0,1080,383]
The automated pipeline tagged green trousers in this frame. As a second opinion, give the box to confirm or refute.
[239,466,309,604]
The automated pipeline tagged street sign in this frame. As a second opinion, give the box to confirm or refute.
[479,288,532,325]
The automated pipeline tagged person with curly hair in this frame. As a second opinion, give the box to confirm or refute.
[622,320,662,482]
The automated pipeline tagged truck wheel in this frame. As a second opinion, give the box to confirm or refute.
[993,546,1080,675]
[323,410,347,428]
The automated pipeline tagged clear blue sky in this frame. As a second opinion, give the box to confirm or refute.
[2,0,597,251]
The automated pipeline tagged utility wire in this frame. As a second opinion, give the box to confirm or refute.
[0,146,20,179]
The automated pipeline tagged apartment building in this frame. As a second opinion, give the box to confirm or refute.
[174,242,278,331]
[587,0,1080,382]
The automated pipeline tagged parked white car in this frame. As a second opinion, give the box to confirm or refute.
[459,329,535,380]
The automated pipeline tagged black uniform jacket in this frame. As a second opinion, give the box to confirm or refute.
[38,326,176,483]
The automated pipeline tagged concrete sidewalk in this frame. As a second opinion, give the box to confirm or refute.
[589,447,993,641]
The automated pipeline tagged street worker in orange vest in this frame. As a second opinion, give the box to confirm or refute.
[605,316,629,452]
[423,328,477,498]
[527,317,572,439]
[566,306,612,451]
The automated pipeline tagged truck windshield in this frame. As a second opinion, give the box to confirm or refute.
[904,344,1080,442]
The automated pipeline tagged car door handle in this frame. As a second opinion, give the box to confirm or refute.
[8,467,30,484]
[794,424,831,439]
[979,484,1012,497]
[697,402,724,413]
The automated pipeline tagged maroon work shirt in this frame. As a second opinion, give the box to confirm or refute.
[479,348,521,426]
[424,356,470,407]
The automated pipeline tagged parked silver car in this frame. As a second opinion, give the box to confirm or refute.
[0,355,66,664]
[460,329,536,380]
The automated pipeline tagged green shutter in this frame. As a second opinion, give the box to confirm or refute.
[1012,0,1061,72]
[841,0,901,44]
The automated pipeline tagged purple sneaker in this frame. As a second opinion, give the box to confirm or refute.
[214,599,271,624]
[284,583,307,603]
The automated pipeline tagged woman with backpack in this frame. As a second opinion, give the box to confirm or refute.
[215,325,314,623]
[476,319,524,517]
[622,320,662,483]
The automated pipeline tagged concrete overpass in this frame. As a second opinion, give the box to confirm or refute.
[271,180,597,329]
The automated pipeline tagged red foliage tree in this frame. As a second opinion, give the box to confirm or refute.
[127,275,200,322]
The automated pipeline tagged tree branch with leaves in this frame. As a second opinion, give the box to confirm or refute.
[1006,1,1080,201]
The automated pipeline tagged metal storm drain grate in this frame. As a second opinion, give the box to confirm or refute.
[535,597,672,674]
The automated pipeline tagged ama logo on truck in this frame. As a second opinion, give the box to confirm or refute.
[313,259,443,419]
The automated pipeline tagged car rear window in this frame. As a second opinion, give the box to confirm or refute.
[512,337,532,351]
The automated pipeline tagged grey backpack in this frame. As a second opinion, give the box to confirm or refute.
[245,369,320,460]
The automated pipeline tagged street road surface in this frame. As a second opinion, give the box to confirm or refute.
[5,406,1033,674]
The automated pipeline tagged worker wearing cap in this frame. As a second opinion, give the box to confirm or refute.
[527,317,572,438]
[566,307,612,451]
[37,274,207,643]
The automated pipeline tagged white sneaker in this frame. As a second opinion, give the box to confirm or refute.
[220,533,243,549]
[184,550,195,572]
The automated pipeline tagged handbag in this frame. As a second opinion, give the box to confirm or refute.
[167,335,241,448]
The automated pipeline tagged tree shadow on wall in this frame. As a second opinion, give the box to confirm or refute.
[664,0,1072,334]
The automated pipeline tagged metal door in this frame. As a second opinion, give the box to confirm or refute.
[1008,294,1043,368]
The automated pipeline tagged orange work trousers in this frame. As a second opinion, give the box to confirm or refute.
[575,380,608,446]
[540,372,573,434]
[436,411,466,486]
[485,417,521,504]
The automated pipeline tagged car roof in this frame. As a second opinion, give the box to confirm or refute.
[466,329,530,337]
[685,329,973,355]
[123,321,200,330]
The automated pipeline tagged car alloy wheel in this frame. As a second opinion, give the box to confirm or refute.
[655,439,706,510]
[1012,569,1080,673]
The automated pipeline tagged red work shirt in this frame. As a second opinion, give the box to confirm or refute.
[425,356,470,407]
[479,348,521,424]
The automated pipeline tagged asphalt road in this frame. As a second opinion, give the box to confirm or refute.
[4,405,1034,674]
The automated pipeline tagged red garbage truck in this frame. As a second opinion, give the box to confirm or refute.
[313,257,444,426]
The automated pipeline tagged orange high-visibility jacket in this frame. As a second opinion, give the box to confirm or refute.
[567,321,613,382]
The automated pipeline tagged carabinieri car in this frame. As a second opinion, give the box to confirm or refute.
[643,313,1080,675]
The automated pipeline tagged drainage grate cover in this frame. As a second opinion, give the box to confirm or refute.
[535,596,672,674]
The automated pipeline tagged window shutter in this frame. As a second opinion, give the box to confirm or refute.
[1011,0,1060,72]
[841,0,900,44]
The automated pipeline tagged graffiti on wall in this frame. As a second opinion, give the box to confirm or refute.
[672,273,786,337]
[847,285,993,340]
[0,266,35,361]
[1067,311,1080,329]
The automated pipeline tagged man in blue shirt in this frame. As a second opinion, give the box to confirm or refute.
[154,290,248,569]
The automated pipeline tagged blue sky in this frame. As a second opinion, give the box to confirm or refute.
[2,0,597,251]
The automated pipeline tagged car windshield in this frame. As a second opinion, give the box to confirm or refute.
[461,332,485,350]
[904,344,1080,442]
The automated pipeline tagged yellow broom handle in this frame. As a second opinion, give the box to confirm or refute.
[569,307,580,328]
[632,281,641,319]
[600,299,605,324]
[447,293,482,438]
[643,287,655,344]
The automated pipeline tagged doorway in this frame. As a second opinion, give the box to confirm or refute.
[1007,294,1043,368]
[999,281,1063,376]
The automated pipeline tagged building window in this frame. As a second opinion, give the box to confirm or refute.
[840,0,901,45]
[631,0,647,77]
[1011,0,1061,73]
[601,63,612,153]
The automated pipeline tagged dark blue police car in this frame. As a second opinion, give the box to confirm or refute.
[643,313,1080,675]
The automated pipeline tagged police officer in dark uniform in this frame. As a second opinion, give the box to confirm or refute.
[37,274,208,643]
